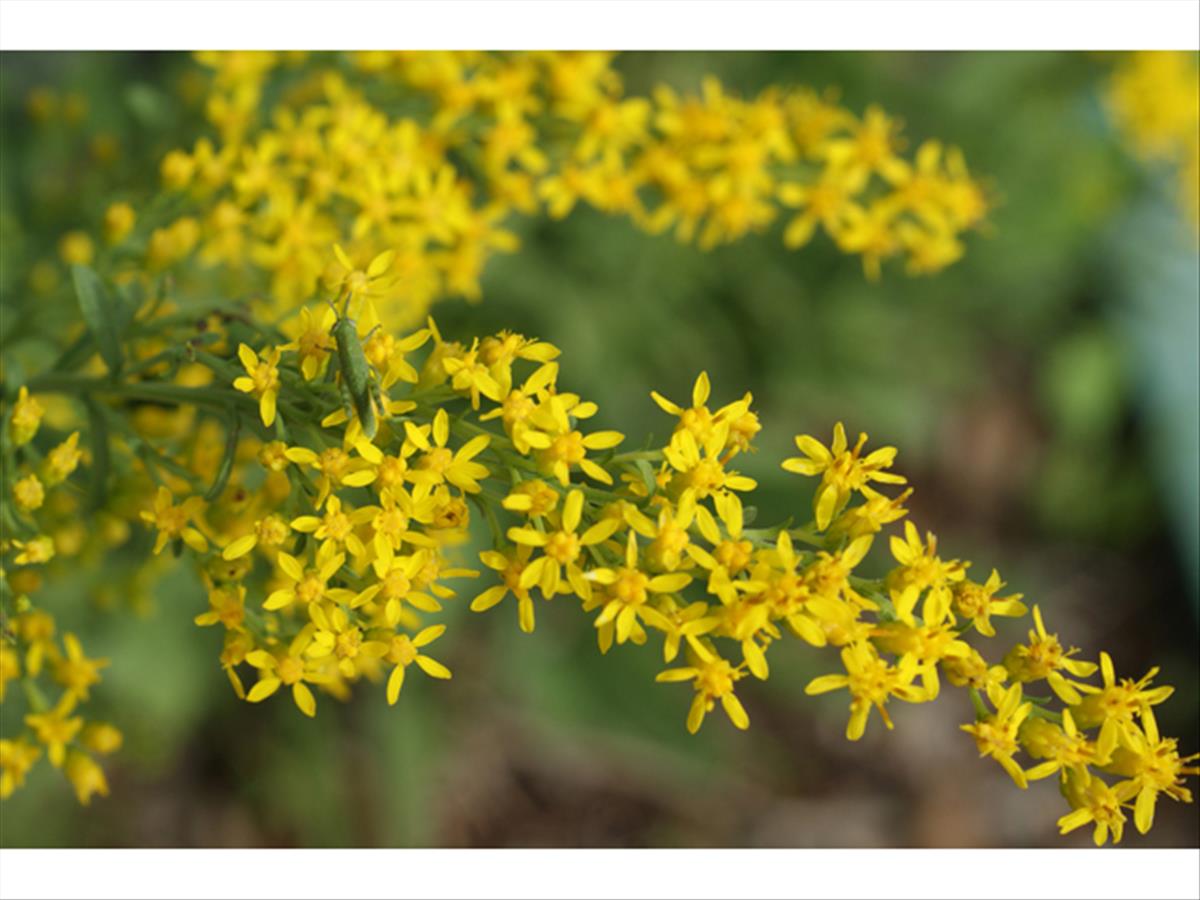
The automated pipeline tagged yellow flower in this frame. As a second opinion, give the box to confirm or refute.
[328,244,397,303]
[500,478,560,519]
[805,640,926,740]
[306,604,389,678]
[650,371,720,445]
[284,444,378,506]
[961,682,1035,789]
[640,597,717,664]
[64,751,110,805]
[11,535,56,566]
[13,474,45,511]
[508,489,620,598]
[232,342,282,427]
[873,621,971,700]
[103,202,136,244]
[40,431,84,485]
[886,521,968,626]
[0,738,42,799]
[160,148,196,190]
[472,545,537,633]
[442,339,504,409]
[1058,768,1127,847]
[1070,650,1175,748]
[1003,605,1098,705]
[950,569,1027,637]
[384,625,452,705]
[1021,708,1105,786]
[245,630,332,718]
[480,364,560,452]
[139,486,209,555]
[15,610,56,674]
[624,491,698,572]
[1102,708,1200,835]
[81,722,124,755]
[778,164,866,248]
[364,326,431,389]
[688,490,754,590]
[836,202,901,281]
[403,409,491,494]
[589,531,692,644]
[657,643,750,734]
[532,425,624,486]
[58,230,95,266]
[478,330,560,391]
[897,222,964,276]
[782,422,905,530]
[662,427,757,500]
[53,633,110,701]
[822,104,908,183]
[221,514,291,561]
[941,647,1009,695]
[359,546,444,624]
[194,584,248,631]
[0,645,18,702]
[25,693,83,767]
[828,484,912,540]
[280,305,337,380]
[263,543,348,612]
[290,494,373,558]
[146,217,201,269]
[8,386,45,446]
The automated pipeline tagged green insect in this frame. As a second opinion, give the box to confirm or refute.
[327,292,386,440]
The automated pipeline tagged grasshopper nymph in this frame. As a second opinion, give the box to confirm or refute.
[328,292,386,440]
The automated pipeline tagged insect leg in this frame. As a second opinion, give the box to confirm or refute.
[338,376,356,423]
[369,377,388,424]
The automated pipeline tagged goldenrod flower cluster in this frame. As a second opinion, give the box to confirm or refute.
[131,50,988,330]
[5,253,1194,843]
[1108,51,1200,230]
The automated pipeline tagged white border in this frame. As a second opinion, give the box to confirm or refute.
[1,3,1198,898]
[1,848,1199,899]
[0,0,1198,52]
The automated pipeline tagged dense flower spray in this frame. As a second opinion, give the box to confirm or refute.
[3,272,1196,841]
[59,50,992,330]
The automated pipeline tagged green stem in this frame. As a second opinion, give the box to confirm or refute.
[28,372,308,423]
[609,450,663,464]
[969,687,990,720]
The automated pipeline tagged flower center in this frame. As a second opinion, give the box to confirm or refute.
[296,574,325,605]
[545,530,580,564]
[614,569,649,606]
[420,447,454,475]
[277,657,304,685]
[388,635,418,666]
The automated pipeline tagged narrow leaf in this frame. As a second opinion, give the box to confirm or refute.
[204,415,240,501]
[635,458,657,497]
[84,398,111,512]
[72,265,124,374]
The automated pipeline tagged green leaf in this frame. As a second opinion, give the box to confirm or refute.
[71,265,124,374]
[84,399,110,512]
[635,458,657,497]
[204,415,240,502]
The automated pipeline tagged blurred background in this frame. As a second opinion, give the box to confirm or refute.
[0,51,1197,848]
